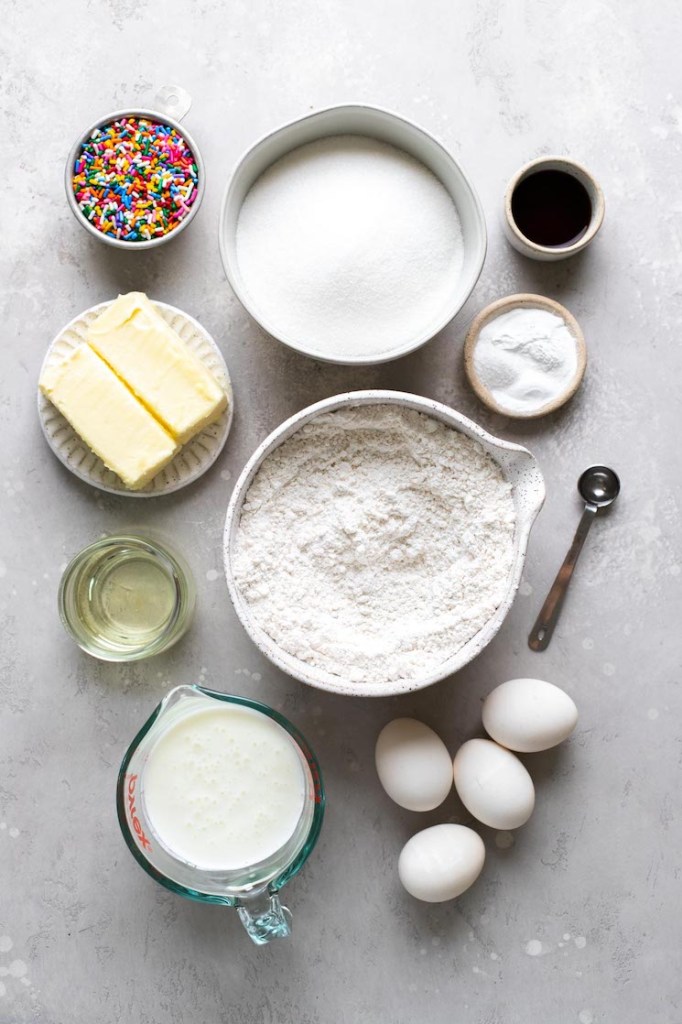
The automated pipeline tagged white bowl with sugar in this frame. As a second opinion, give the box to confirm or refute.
[219,106,487,365]
[223,391,545,698]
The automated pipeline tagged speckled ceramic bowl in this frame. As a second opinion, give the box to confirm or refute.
[464,293,587,419]
[502,155,604,261]
[223,390,545,697]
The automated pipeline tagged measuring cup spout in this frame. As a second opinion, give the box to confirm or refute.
[237,890,293,945]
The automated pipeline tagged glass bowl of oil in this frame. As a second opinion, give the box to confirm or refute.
[58,534,196,661]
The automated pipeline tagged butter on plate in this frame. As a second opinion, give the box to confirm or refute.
[40,344,180,490]
[88,292,227,445]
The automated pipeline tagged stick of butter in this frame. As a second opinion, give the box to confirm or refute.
[87,293,227,445]
[40,345,180,490]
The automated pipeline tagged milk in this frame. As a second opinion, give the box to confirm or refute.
[142,704,307,871]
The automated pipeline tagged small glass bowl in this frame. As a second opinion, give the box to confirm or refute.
[59,534,196,661]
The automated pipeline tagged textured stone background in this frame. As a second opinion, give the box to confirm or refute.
[1,1,680,1021]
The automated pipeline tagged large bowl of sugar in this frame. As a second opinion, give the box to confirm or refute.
[223,391,544,697]
[219,105,487,365]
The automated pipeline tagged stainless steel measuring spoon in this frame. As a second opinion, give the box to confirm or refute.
[528,465,620,651]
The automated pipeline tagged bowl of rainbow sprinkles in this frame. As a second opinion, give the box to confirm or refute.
[66,106,204,249]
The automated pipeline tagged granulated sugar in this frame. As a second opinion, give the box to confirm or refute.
[235,136,464,359]
[232,405,516,685]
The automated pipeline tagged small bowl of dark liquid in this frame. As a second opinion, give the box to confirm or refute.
[503,156,604,261]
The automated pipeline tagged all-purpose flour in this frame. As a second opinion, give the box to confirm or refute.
[233,405,516,685]
[235,136,464,359]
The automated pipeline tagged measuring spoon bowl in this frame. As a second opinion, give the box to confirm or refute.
[578,465,620,509]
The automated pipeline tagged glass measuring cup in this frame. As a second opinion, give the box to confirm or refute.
[116,685,325,945]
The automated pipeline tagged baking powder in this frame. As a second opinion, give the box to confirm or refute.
[232,405,516,685]
[472,306,579,415]
[235,136,464,360]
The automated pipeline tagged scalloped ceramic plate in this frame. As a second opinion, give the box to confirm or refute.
[38,300,233,497]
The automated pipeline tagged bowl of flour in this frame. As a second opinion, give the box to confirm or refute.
[219,105,486,364]
[223,392,544,697]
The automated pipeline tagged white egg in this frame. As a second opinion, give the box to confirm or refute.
[375,718,452,811]
[398,823,485,902]
[453,738,534,830]
[482,678,578,752]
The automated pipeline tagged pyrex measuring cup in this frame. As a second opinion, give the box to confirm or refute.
[116,685,325,945]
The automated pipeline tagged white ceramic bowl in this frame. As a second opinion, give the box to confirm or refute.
[223,391,545,697]
[219,105,487,365]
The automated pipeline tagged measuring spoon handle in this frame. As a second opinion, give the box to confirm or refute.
[528,504,597,651]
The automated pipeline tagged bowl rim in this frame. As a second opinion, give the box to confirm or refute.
[503,154,605,257]
[218,103,487,365]
[463,292,587,419]
[65,107,205,250]
[223,389,545,697]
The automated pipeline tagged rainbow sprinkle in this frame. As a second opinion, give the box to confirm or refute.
[72,116,200,243]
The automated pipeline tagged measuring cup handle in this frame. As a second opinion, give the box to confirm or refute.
[237,891,292,945]
[153,85,192,122]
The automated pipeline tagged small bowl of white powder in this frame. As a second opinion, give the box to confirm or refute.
[219,105,486,365]
[464,294,587,419]
[223,391,545,697]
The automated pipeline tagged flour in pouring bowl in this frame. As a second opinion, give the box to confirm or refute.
[232,405,516,685]
[235,136,464,360]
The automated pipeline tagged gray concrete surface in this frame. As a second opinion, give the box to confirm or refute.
[1,1,680,1021]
